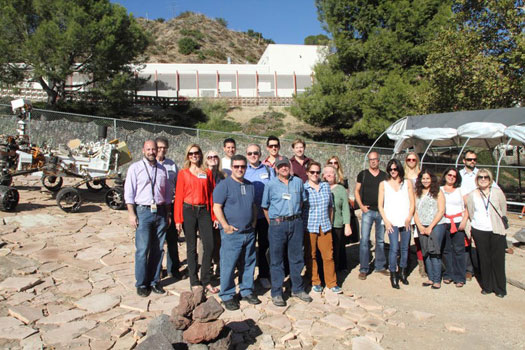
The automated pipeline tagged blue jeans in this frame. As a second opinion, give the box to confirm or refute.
[423,224,446,283]
[359,210,386,273]
[135,205,167,288]
[387,226,411,272]
[268,218,305,298]
[443,225,466,283]
[219,230,256,302]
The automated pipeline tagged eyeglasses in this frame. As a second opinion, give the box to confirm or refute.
[388,168,398,172]
[268,144,279,148]
[233,165,247,169]
[207,155,219,160]
[477,175,489,180]
[369,158,379,161]
[309,171,320,175]
[247,152,260,156]
[188,151,200,156]
[328,161,338,165]
[465,158,477,162]
[406,158,417,162]
[157,146,167,150]
[446,173,457,178]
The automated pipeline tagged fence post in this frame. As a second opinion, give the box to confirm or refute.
[197,128,200,141]
[113,119,117,140]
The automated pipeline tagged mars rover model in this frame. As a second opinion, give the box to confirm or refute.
[0,99,131,212]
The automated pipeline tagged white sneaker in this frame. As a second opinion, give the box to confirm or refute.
[259,278,271,289]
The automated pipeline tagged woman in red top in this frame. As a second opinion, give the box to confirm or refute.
[175,144,218,293]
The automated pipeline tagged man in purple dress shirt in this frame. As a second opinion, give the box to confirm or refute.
[125,140,171,297]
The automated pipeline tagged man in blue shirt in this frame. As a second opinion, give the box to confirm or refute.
[244,143,274,289]
[261,157,313,307]
[213,154,260,310]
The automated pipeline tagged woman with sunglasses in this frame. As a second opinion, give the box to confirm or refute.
[414,169,446,289]
[175,144,219,294]
[204,150,228,278]
[378,159,415,289]
[326,156,348,189]
[440,167,468,288]
[403,152,426,278]
[465,169,507,297]
[322,164,351,273]
[303,162,342,294]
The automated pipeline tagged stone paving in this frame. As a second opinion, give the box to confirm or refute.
[1,176,524,350]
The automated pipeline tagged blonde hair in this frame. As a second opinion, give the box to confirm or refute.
[204,150,222,170]
[183,144,206,170]
[403,151,421,177]
[476,168,494,187]
[322,165,339,184]
[326,156,345,184]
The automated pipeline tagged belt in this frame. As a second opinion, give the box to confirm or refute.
[270,214,301,223]
[137,204,166,208]
[183,203,207,208]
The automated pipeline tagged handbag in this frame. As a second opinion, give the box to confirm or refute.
[480,190,509,230]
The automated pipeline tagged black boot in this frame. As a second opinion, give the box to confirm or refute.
[390,273,400,289]
[400,268,409,285]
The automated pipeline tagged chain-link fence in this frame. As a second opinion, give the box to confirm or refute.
[0,104,395,191]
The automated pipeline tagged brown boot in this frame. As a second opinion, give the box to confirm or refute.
[418,260,427,278]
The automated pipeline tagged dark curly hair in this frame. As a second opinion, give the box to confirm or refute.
[415,169,439,198]
[439,166,462,188]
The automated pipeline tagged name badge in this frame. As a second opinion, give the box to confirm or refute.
[260,173,269,179]
[241,185,246,195]
[151,203,157,213]
[282,193,291,200]
[198,173,207,179]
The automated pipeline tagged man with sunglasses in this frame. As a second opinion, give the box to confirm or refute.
[125,140,170,297]
[355,151,388,280]
[245,144,274,289]
[261,157,312,307]
[155,137,184,281]
[263,135,283,168]
[213,155,260,310]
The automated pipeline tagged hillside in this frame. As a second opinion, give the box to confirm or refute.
[138,12,272,64]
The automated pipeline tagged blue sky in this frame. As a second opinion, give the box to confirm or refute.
[112,0,326,44]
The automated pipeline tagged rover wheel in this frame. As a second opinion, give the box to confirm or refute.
[105,187,125,210]
[0,186,19,212]
[56,187,82,213]
[42,176,63,192]
[86,179,108,193]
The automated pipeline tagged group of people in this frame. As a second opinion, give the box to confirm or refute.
[357,150,508,297]
[125,137,509,312]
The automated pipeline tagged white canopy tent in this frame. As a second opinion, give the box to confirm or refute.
[367,107,525,184]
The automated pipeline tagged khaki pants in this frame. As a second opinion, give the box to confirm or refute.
[304,229,337,288]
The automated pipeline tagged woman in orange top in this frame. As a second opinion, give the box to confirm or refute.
[175,144,218,293]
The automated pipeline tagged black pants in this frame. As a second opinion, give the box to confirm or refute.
[332,227,347,271]
[255,218,270,279]
[165,208,180,276]
[183,205,214,287]
[471,228,506,295]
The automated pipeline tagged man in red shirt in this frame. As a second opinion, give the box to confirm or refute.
[289,139,311,183]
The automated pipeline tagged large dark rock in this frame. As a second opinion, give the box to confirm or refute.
[176,291,196,317]
[183,319,225,344]
[208,328,233,350]
[135,332,173,350]
[172,314,192,330]
[193,297,224,322]
[148,314,183,344]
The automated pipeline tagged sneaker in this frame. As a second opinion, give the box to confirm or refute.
[259,278,272,289]
[312,285,323,293]
[242,293,262,305]
[292,291,313,303]
[136,286,151,297]
[358,272,367,280]
[329,286,343,294]
[223,298,240,311]
[151,284,166,294]
[272,295,286,307]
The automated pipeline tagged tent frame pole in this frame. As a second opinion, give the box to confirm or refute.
[364,130,388,169]
[420,139,435,167]
[496,138,513,183]
[456,137,471,168]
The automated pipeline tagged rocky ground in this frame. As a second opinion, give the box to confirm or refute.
[0,176,524,350]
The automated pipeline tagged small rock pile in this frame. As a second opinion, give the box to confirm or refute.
[137,286,232,350]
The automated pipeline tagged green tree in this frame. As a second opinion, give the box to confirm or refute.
[292,0,452,142]
[0,0,150,105]
[178,37,199,55]
[424,0,524,111]
[304,34,330,45]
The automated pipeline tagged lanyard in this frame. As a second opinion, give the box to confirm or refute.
[479,189,491,216]
[142,160,158,204]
